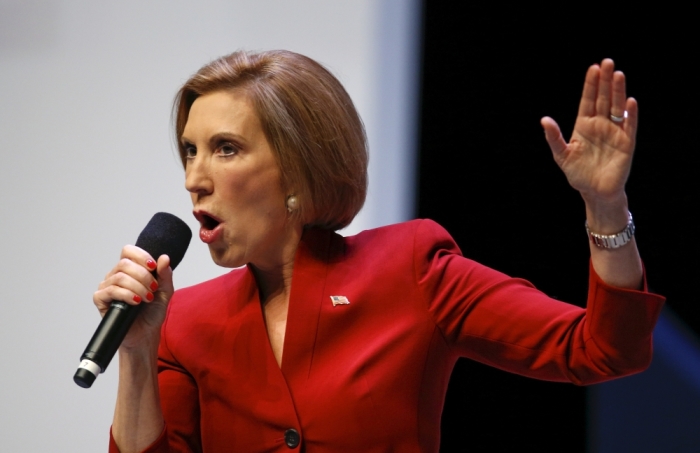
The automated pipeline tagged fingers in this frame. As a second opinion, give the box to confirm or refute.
[93,245,161,314]
[578,64,599,117]
[119,244,158,273]
[579,59,635,128]
[541,116,567,158]
[625,97,639,141]
[595,59,615,116]
[610,70,627,119]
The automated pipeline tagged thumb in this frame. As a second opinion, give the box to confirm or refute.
[540,116,568,159]
[155,254,174,300]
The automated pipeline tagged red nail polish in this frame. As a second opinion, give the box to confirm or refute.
[150,281,158,291]
[132,295,142,303]
[146,259,157,270]
[146,292,154,302]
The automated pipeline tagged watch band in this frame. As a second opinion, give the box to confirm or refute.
[586,211,635,249]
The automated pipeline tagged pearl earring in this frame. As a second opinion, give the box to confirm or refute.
[286,195,298,212]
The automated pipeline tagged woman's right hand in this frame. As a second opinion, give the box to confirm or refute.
[93,245,174,351]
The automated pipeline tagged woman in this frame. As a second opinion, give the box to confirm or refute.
[95,50,665,452]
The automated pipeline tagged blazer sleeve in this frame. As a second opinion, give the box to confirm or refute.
[108,301,202,453]
[413,219,665,385]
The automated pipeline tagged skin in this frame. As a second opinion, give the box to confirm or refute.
[94,59,642,452]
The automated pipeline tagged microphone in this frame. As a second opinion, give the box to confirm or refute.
[73,212,192,388]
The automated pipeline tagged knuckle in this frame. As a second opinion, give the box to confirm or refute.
[114,272,132,287]
[93,289,114,309]
[122,244,152,261]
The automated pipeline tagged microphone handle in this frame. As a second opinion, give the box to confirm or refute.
[73,301,142,388]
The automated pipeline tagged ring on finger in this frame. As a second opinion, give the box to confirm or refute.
[610,111,628,123]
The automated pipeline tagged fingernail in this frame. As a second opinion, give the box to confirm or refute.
[150,281,158,291]
[146,260,157,270]
[146,292,154,302]
[133,295,142,303]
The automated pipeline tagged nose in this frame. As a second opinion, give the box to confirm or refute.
[185,154,213,197]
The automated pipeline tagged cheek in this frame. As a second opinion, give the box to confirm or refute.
[239,170,285,209]
[219,176,279,220]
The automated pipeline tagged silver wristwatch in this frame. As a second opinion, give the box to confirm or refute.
[585,211,635,249]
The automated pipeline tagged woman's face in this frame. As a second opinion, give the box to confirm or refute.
[182,90,298,270]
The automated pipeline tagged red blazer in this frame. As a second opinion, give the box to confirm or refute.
[109,220,665,452]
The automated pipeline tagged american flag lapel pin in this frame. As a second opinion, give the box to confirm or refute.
[330,295,350,307]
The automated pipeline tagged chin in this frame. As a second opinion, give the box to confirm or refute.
[208,247,245,269]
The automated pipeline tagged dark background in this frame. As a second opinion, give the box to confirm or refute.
[416,8,697,452]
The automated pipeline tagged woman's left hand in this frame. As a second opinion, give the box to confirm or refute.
[542,58,643,289]
[541,58,637,204]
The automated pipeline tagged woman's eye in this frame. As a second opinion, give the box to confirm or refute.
[219,143,238,156]
[184,144,196,159]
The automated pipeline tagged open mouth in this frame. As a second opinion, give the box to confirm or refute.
[194,211,221,230]
[201,214,220,230]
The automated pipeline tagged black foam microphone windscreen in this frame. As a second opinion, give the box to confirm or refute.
[73,212,192,388]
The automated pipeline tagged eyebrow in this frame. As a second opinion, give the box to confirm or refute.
[180,132,248,148]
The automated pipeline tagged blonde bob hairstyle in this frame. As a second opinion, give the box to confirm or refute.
[173,50,368,231]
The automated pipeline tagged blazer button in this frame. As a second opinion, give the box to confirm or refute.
[284,428,300,449]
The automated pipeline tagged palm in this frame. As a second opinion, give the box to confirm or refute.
[542,59,637,203]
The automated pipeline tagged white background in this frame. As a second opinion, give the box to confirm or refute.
[0,1,420,450]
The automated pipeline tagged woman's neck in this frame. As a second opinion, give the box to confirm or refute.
[251,259,295,368]
[250,260,295,305]
[249,221,302,304]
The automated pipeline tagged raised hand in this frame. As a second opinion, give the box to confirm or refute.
[541,58,637,205]
[540,58,643,289]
